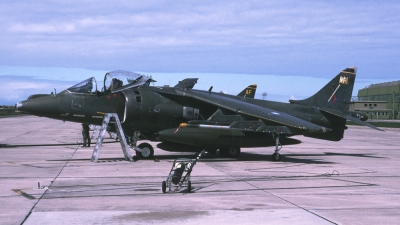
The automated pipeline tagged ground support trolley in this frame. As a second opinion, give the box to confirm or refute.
[162,150,205,193]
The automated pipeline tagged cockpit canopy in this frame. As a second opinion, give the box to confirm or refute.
[104,70,155,93]
[66,70,156,94]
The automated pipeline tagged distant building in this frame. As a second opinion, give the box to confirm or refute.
[350,80,400,119]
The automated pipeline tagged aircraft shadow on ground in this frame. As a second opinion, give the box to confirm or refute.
[322,152,385,158]
[47,152,333,165]
[152,152,335,164]
[20,136,382,164]
[0,141,117,148]
[49,150,384,165]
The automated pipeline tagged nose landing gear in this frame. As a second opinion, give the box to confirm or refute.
[129,131,154,159]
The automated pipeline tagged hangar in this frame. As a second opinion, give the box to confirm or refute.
[350,80,400,119]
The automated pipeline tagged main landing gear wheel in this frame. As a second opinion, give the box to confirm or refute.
[219,147,241,158]
[162,181,167,193]
[272,152,281,161]
[187,181,192,193]
[137,143,154,159]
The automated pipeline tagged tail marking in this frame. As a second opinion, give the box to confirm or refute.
[328,84,341,102]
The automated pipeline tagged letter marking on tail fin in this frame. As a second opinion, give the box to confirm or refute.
[339,76,349,85]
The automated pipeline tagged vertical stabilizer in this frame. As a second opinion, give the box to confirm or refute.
[174,78,198,89]
[237,84,257,98]
[289,67,356,111]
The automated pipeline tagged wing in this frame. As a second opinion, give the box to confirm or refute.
[174,89,331,134]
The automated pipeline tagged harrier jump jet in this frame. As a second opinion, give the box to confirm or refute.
[16,67,381,161]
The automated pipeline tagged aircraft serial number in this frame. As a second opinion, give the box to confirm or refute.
[293,107,308,112]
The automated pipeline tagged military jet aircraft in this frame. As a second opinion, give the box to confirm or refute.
[16,67,381,161]
[15,71,258,158]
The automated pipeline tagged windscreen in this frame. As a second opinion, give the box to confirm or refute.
[67,77,97,94]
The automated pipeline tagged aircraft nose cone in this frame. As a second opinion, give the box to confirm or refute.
[15,100,37,114]
[15,96,59,117]
[15,102,23,111]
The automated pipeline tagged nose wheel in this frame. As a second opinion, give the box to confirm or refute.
[137,143,154,159]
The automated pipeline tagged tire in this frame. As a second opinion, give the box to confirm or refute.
[137,143,154,159]
[272,153,281,161]
[219,147,241,158]
[162,181,166,193]
[187,181,191,193]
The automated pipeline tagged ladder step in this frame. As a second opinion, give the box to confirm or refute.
[91,113,133,163]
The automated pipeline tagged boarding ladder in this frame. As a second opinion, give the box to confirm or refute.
[91,125,118,140]
[91,125,100,139]
[91,113,133,163]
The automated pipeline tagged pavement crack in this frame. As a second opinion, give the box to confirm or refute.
[21,143,80,224]
[202,161,339,224]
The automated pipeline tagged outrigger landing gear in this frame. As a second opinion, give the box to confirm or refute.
[272,134,282,161]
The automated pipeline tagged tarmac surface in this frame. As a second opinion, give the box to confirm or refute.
[1,116,399,225]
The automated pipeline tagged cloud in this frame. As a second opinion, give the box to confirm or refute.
[4,82,47,90]
[10,23,76,34]
[1,1,400,78]
[0,75,74,104]
[1,64,397,106]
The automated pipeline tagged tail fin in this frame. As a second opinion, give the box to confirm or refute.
[237,84,257,98]
[289,67,356,111]
[174,78,198,89]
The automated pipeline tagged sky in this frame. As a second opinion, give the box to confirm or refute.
[1,1,400,105]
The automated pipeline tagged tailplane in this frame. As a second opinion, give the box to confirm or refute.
[289,67,356,111]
